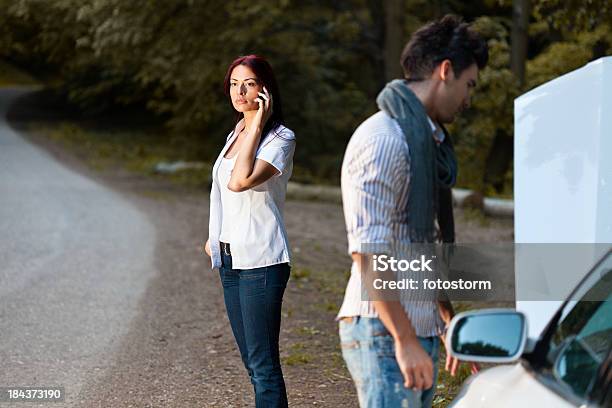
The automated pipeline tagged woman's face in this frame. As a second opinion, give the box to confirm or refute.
[229,64,263,113]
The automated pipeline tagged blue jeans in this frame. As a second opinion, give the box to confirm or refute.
[339,317,440,408]
[219,251,290,408]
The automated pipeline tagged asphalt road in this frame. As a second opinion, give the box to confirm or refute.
[0,88,157,406]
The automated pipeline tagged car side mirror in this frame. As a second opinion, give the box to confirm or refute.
[447,309,528,363]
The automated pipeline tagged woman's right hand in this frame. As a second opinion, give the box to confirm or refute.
[247,86,273,136]
[204,239,211,257]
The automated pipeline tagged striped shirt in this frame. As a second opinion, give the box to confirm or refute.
[337,110,445,337]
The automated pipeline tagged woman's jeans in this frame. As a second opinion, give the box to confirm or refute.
[340,317,440,408]
[219,251,290,408]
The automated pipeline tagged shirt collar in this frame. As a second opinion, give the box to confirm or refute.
[427,115,445,144]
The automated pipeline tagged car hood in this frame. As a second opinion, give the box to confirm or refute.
[450,363,575,407]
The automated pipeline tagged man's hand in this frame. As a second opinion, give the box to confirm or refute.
[440,333,480,376]
[395,336,434,390]
[354,251,435,390]
[203,239,211,257]
[438,300,479,376]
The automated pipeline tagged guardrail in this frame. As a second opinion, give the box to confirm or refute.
[286,182,514,218]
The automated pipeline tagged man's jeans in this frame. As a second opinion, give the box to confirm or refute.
[219,251,290,408]
[340,317,440,408]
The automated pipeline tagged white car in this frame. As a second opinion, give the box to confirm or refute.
[447,249,611,407]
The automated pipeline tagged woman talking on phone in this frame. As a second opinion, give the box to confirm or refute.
[204,55,295,407]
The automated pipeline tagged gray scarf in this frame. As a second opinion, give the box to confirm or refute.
[376,79,457,243]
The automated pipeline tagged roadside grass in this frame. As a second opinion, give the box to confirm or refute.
[282,342,314,366]
[0,60,39,87]
[461,207,492,227]
[27,121,211,189]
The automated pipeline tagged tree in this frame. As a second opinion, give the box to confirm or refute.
[481,0,529,193]
[1,0,608,189]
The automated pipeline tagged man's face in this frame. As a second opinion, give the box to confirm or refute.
[436,62,479,124]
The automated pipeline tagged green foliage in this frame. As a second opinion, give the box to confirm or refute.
[450,16,519,192]
[533,0,612,33]
[527,24,612,89]
[0,0,609,191]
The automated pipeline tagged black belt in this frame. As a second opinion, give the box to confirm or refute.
[220,242,231,256]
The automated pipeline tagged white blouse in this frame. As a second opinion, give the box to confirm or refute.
[208,123,296,269]
[217,155,239,243]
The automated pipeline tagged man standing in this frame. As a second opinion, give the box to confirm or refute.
[338,15,488,407]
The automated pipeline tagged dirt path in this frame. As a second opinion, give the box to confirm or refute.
[6,90,514,407]
[7,118,358,406]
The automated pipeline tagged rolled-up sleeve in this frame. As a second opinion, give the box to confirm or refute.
[342,136,410,254]
[256,128,296,176]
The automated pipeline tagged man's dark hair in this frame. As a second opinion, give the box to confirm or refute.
[400,14,488,80]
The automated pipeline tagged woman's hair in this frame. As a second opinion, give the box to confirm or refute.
[400,14,488,81]
[223,55,285,137]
